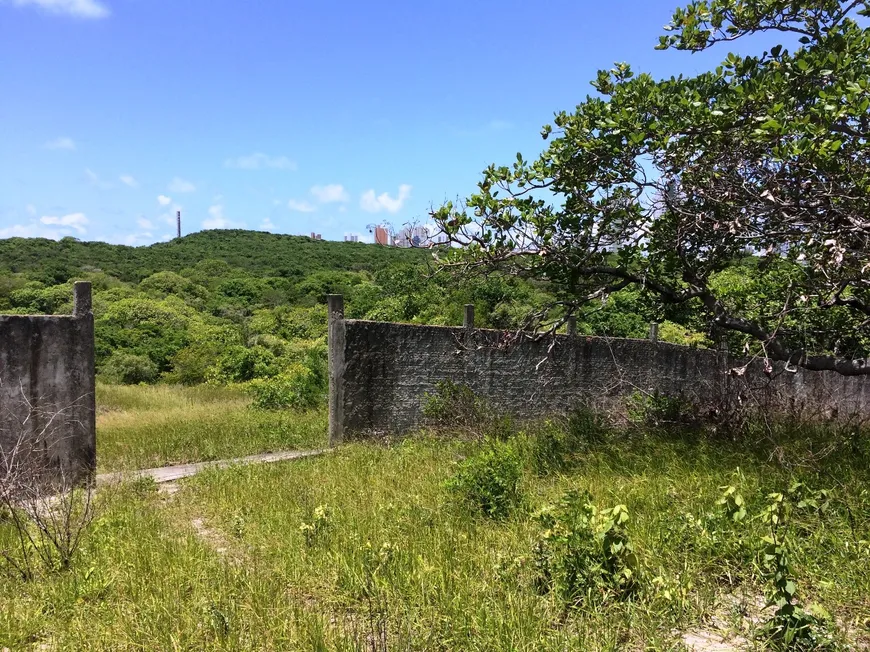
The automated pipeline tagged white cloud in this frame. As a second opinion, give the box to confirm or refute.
[137,217,153,229]
[157,194,172,206]
[26,204,37,216]
[119,174,138,188]
[40,212,89,234]
[310,184,349,203]
[260,218,276,231]
[224,153,296,170]
[124,232,153,246]
[360,184,412,214]
[287,199,317,213]
[168,177,196,193]
[0,223,59,239]
[44,136,75,150]
[84,168,112,189]
[202,204,243,230]
[8,0,110,18]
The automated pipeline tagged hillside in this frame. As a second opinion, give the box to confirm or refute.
[0,229,429,284]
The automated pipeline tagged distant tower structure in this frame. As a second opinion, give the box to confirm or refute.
[176,210,181,239]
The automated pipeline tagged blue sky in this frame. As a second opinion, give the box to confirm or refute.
[1,0,763,246]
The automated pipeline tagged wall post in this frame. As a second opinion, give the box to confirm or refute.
[327,294,346,446]
[463,304,475,330]
[566,316,577,336]
[73,281,97,480]
[73,281,92,318]
[649,322,659,343]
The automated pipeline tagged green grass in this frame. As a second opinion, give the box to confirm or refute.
[3,398,870,649]
[96,383,327,471]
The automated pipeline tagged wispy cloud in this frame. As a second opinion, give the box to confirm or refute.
[26,204,37,216]
[137,217,153,229]
[157,195,172,206]
[119,174,138,188]
[310,184,349,203]
[85,168,113,189]
[287,199,317,213]
[202,204,244,230]
[360,184,412,214]
[168,177,196,193]
[224,153,296,170]
[259,218,277,231]
[40,212,89,233]
[7,0,109,18]
[44,136,75,150]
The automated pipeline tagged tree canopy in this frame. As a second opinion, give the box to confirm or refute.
[433,0,870,375]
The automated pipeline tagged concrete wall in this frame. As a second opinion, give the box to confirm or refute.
[0,283,96,484]
[328,303,870,440]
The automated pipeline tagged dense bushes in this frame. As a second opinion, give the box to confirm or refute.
[101,352,159,385]
[0,229,717,393]
[247,364,323,410]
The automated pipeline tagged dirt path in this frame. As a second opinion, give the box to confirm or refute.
[97,449,325,485]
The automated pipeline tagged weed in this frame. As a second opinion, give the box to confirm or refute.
[300,504,332,546]
[532,490,640,606]
[422,380,485,430]
[757,490,835,649]
[445,440,523,519]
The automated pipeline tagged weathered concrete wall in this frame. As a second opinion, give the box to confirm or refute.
[0,283,96,484]
[333,311,870,439]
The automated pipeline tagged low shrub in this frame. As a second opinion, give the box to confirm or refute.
[100,352,159,385]
[422,380,485,429]
[532,490,640,605]
[247,363,322,410]
[627,391,700,430]
[523,409,609,475]
[446,440,523,519]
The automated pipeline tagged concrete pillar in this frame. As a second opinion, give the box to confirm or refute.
[73,281,92,317]
[327,294,346,446]
[649,322,659,343]
[72,281,96,481]
[566,316,577,336]
[463,304,474,329]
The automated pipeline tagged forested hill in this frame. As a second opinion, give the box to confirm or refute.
[0,230,429,284]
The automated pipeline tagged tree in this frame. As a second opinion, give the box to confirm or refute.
[433,0,870,375]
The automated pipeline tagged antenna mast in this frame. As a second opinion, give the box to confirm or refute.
[176,210,181,239]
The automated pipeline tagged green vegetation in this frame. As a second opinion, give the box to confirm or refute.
[2,386,869,649]
[96,384,326,471]
[0,230,713,397]
[434,0,870,375]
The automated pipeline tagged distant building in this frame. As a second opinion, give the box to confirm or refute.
[310,232,323,241]
[394,225,430,248]
[374,226,390,246]
[344,234,359,242]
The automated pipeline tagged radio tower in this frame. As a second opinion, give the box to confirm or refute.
[176,210,181,239]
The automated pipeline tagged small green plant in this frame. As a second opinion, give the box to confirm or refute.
[299,504,331,547]
[523,409,609,475]
[756,491,833,650]
[445,440,523,519]
[716,484,748,523]
[627,391,698,430]
[532,490,640,605]
[422,380,485,429]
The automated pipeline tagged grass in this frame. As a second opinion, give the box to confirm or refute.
[2,386,869,649]
[96,383,327,471]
